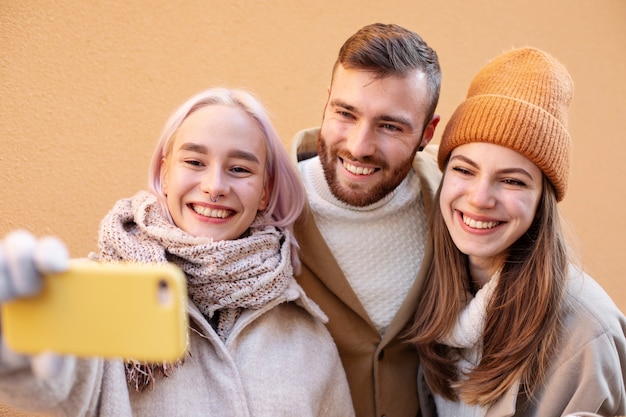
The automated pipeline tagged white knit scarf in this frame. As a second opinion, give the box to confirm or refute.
[434,273,500,417]
[93,191,293,390]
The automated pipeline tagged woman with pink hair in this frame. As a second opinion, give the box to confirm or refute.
[0,88,354,416]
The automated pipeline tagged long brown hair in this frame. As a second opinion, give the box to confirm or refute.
[407,174,568,406]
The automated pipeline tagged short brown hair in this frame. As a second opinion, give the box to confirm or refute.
[333,23,442,122]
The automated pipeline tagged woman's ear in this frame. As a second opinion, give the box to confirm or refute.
[258,179,272,211]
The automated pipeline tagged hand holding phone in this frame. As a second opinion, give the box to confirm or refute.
[2,260,188,362]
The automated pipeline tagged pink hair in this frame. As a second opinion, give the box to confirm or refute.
[147,88,305,272]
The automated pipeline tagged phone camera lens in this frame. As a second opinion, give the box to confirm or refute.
[157,279,172,306]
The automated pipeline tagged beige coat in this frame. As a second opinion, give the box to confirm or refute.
[0,280,355,417]
[417,268,626,417]
[292,127,442,417]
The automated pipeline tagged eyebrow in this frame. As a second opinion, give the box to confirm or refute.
[330,99,415,131]
[180,142,207,154]
[449,154,536,180]
[179,142,261,164]
[229,149,261,164]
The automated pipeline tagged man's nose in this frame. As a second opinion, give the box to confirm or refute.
[345,124,376,158]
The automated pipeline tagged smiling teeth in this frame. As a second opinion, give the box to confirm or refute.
[463,214,499,229]
[344,161,375,175]
[192,205,230,218]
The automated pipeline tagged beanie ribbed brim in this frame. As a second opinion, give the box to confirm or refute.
[438,93,571,201]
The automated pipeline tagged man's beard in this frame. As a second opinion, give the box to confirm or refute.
[317,131,417,207]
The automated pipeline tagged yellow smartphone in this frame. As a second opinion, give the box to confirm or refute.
[1,260,188,362]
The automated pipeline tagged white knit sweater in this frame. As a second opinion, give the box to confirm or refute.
[298,157,427,335]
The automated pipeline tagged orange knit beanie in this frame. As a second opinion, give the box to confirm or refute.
[438,47,574,201]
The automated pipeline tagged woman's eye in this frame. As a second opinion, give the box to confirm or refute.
[184,159,203,167]
[503,178,526,187]
[452,166,471,175]
[231,166,252,174]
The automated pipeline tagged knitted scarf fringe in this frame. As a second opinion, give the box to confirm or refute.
[125,358,183,392]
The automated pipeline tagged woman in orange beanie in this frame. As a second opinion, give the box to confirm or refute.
[408,47,626,416]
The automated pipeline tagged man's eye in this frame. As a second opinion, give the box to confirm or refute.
[338,111,354,119]
[381,123,400,132]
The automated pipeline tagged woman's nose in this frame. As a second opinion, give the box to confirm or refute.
[200,169,228,199]
[467,179,496,208]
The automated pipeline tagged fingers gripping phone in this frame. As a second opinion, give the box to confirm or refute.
[1,260,188,362]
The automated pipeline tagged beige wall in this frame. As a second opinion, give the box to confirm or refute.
[1,0,625,338]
